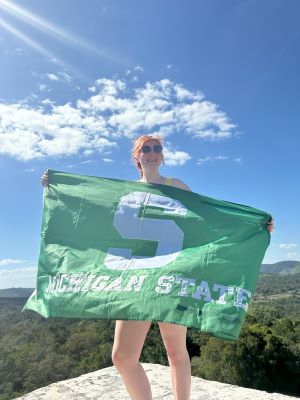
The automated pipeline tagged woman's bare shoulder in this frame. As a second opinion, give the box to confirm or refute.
[171,178,192,191]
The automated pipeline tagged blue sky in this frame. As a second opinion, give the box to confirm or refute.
[0,0,299,288]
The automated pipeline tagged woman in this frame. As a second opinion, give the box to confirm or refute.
[111,135,193,400]
[41,134,274,400]
[41,135,192,399]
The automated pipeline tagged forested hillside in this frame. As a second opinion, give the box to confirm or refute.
[0,273,299,400]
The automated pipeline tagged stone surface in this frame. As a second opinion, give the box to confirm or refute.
[14,363,297,400]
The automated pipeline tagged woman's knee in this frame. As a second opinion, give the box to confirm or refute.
[158,322,189,365]
[112,320,151,370]
[111,347,140,370]
[165,346,189,366]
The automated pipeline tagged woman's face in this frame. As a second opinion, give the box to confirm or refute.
[137,139,163,172]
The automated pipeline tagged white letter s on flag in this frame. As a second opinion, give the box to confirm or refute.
[104,192,187,270]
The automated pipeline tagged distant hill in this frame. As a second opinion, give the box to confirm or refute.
[0,261,299,298]
[0,287,34,298]
[261,260,300,275]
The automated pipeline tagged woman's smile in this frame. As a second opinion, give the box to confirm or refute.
[146,158,158,163]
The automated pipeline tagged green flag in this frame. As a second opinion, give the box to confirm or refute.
[24,170,271,340]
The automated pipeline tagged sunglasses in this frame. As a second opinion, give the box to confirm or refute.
[140,145,163,154]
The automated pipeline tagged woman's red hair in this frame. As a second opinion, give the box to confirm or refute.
[131,135,164,177]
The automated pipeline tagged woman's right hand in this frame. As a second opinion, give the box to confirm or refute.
[41,171,48,187]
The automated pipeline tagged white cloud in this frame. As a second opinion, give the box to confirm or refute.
[94,78,126,95]
[177,101,236,140]
[165,64,179,72]
[286,252,299,260]
[109,107,146,132]
[144,110,174,128]
[0,100,116,160]
[134,66,144,72]
[102,158,114,163]
[47,73,59,81]
[279,243,298,249]
[44,71,79,89]
[163,145,191,166]
[174,84,203,101]
[0,258,25,266]
[0,77,237,161]
[197,155,229,165]
[234,157,243,165]
[83,149,94,156]
[38,83,49,92]
[80,160,95,164]
[0,267,37,289]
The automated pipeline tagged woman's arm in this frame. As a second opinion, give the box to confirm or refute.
[267,218,275,232]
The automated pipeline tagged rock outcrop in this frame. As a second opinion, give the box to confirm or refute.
[15,363,297,400]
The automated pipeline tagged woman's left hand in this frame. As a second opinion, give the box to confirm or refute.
[267,218,275,232]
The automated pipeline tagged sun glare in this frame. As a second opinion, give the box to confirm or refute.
[0,0,123,63]
[0,17,54,59]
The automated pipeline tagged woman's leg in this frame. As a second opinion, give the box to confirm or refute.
[158,322,191,400]
[112,320,152,400]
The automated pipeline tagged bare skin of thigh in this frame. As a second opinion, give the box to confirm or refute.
[112,320,191,400]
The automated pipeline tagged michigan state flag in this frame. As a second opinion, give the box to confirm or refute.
[24,170,271,340]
